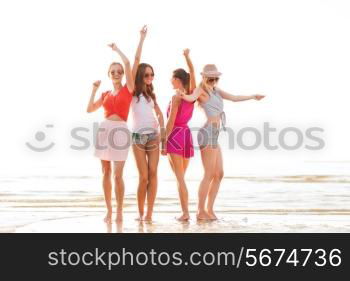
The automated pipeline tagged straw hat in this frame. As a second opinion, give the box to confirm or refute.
[200,64,222,77]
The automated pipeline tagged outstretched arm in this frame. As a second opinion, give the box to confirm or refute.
[178,86,202,102]
[183,48,196,93]
[217,88,265,102]
[87,80,103,113]
[132,25,148,81]
[108,43,134,93]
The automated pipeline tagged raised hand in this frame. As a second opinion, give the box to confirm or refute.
[107,43,119,52]
[140,25,148,40]
[183,48,190,57]
[253,94,265,101]
[92,80,101,91]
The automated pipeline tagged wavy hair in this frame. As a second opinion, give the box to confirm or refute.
[134,63,156,103]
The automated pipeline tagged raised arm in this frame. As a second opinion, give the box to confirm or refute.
[165,95,181,140]
[217,88,265,102]
[132,25,147,81]
[86,80,103,113]
[183,49,196,93]
[108,43,134,93]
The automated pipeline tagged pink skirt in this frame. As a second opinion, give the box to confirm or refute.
[94,120,131,161]
[166,125,194,159]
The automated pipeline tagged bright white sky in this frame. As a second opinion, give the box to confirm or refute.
[0,0,349,176]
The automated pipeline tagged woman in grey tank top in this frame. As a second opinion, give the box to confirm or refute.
[179,64,265,220]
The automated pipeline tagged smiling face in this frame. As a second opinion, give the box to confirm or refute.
[108,63,124,84]
[143,66,154,86]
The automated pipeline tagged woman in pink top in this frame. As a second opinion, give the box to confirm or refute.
[164,49,196,221]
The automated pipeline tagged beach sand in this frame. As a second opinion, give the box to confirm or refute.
[1,173,350,233]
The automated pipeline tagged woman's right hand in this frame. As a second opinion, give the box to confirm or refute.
[92,80,101,91]
[175,89,185,98]
[107,43,119,52]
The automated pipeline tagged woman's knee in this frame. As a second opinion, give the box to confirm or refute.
[113,172,124,185]
[148,167,157,180]
[174,173,186,187]
[213,170,224,181]
[203,170,216,181]
[102,165,112,178]
[138,172,149,186]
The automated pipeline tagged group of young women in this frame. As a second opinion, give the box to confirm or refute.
[87,26,265,224]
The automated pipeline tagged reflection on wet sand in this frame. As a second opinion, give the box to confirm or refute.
[13,212,350,233]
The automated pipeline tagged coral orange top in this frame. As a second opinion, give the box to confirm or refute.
[101,85,133,121]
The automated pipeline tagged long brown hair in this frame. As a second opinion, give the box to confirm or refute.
[134,63,156,103]
[173,68,190,94]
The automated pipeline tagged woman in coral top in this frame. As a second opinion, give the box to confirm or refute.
[86,42,134,224]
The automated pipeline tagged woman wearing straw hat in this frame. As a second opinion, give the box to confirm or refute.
[178,64,265,220]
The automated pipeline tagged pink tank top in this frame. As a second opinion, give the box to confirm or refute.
[167,99,194,127]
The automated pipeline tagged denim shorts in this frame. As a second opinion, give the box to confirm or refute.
[132,132,158,145]
[197,123,220,148]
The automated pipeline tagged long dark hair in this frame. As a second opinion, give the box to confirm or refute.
[173,68,190,94]
[134,63,156,103]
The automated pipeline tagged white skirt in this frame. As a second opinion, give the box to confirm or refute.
[94,120,131,161]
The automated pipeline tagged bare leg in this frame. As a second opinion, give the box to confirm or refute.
[197,146,218,220]
[144,138,160,221]
[132,143,148,220]
[101,160,112,224]
[183,157,190,174]
[207,146,224,220]
[168,153,190,221]
[113,161,126,222]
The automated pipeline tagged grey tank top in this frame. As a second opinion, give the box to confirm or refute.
[200,88,226,130]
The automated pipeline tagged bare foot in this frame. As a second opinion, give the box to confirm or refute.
[143,215,153,222]
[207,210,218,220]
[135,215,143,221]
[196,210,211,221]
[104,212,112,224]
[176,214,190,221]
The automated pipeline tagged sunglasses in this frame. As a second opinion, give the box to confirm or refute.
[144,73,155,78]
[111,70,124,75]
[207,77,219,83]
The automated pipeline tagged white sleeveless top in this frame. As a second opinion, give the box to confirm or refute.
[131,94,159,134]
